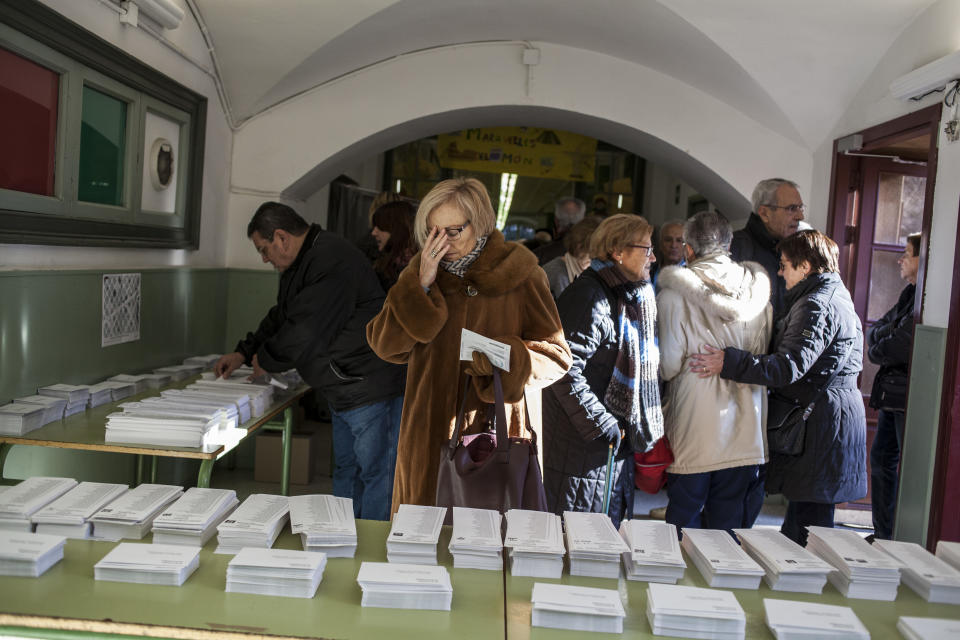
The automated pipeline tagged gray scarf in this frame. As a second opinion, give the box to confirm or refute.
[441,236,488,278]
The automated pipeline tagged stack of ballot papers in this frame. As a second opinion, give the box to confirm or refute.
[806,526,902,600]
[935,540,960,570]
[531,582,626,633]
[681,528,764,589]
[356,561,452,610]
[0,402,48,436]
[448,507,503,570]
[31,482,128,539]
[0,477,78,532]
[87,381,136,404]
[149,393,240,428]
[873,539,960,604]
[89,484,183,540]
[183,354,221,368]
[194,379,273,417]
[0,531,67,577]
[289,494,357,557]
[105,408,221,448]
[118,400,233,429]
[14,394,66,424]
[38,384,90,416]
[94,543,199,586]
[108,374,152,395]
[619,520,686,583]
[386,504,445,565]
[154,364,203,381]
[734,528,832,593]
[84,382,116,408]
[141,373,173,389]
[763,598,868,640]
[215,493,289,554]
[226,548,327,598]
[897,616,960,640]
[563,511,628,578]
[504,509,565,578]
[646,583,746,640]
[151,487,238,546]
[166,387,252,423]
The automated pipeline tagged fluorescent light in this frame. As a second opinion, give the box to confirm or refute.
[395,179,402,193]
[496,173,518,229]
[617,194,623,209]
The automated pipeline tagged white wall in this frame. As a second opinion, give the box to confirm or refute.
[1,0,232,270]
[642,163,720,229]
[809,0,960,327]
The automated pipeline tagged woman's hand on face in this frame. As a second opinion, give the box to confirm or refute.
[419,226,450,289]
[688,344,724,378]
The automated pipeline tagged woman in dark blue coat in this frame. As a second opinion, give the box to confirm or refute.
[691,230,866,545]
[542,214,664,528]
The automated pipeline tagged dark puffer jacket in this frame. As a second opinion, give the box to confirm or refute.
[542,268,646,527]
[730,213,787,320]
[721,272,867,504]
[867,284,915,410]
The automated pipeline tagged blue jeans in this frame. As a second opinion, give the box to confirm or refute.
[330,395,402,521]
[870,409,905,539]
[665,465,759,534]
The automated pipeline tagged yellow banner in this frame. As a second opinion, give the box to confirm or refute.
[437,127,597,182]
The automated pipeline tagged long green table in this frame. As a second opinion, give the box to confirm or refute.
[0,379,309,495]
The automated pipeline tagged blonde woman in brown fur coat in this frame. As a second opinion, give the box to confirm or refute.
[366,178,572,512]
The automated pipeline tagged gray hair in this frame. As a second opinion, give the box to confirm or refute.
[751,178,799,212]
[684,210,733,258]
[554,197,586,228]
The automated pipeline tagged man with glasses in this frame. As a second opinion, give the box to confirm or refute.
[534,196,587,265]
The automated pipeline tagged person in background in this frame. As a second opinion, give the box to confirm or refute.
[867,232,921,540]
[690,230,866,545]
[541,215,602,299]
[535,197,587,265]
[214,202,404,521]
[650,219,686,289]
[366,177,572,512]
[370,200,417,291]
[542,214,663,528]
[656,211,772,532]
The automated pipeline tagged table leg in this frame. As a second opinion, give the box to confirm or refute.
[0,443,11,480]
[150,456,158,483]
[135,455,145,485]
[197,459,214,488]
[281,407,293,497]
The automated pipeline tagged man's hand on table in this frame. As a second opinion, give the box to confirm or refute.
[214,352,245,379]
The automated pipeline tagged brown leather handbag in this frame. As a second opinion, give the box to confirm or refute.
[435,370,548,525]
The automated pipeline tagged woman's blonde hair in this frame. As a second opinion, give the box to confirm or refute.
[589,214,653,260]
[414,178,496,248]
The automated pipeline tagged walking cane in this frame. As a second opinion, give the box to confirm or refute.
[601,442,614,516]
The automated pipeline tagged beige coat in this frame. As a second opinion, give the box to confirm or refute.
[366,231,572,511]
[656,255,772,474]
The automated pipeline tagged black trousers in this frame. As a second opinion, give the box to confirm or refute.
[870,409,906,539]
[781,500,835,546]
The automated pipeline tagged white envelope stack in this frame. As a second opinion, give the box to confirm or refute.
[15,394,67,424]
[107,374,152,395]
[681,528,764,589]
[215,493,289,554]
[504,509,565,578]
[763,598,869,640]
[531,582,626,634]
[448,507,503,570]
[646,583,746,640]
[105,405,222,448]
[165,387,252,423]
[150,393,240,428]
[619,520,686,583]
[563,511,628,578]
[151,487,239,546]
[38,384,90,416]
[87,380,136,404]
[873,539,960,604]
[289,494,357,558]
[0,531,67,577]
[193,379,273,417]
[806,526,901,600]
[0,402,48,436]
[935,540,960,571]
[141,373,173,389]
[94,542,199,586]
[154,364,203,381]
[386,504,445,565]
[0,477,78,532]
[89,484,184,540]
[84,382,116,408]
[183,354,222,368]
[733,528,832,594]
[897,616,960,640]
[226,548,327,598]
[356,561,453,610]
[32,481,128,539]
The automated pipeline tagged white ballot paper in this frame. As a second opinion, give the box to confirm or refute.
[936,540,960,571]
[32,482,128,539]
[505,509,565,578]
[94,542,199,586]
[0,530,67,577]
[89,484,184,540]
[806,526,901,601]
[763,598,869,640]
[619,520,686,583]
[215,493,289,554]
[449,507,502,570]
[289,494,357,557]
[897,616,960,640]
[531,582,626,634]
[564,511,628,579]
[356,561,453,610]
[226,547,327,598]
[387,504,446,565]
[0,477,78,531]
[646,582,745,640]
[460,328,511,371]
[734,528,832,594]
[681,528,764,589]
[873,539,960,604]
[151,487,239,546]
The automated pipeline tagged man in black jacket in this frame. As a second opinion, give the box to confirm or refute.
[215,202,404,520]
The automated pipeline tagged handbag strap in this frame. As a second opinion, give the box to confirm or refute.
[799,338,854,420]
[446,370,511,459]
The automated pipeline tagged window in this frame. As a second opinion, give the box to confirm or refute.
[0,0,206,248]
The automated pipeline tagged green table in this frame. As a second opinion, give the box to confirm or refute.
[0,520,505,640]
[504,549,960,639]
[0,379,309,495]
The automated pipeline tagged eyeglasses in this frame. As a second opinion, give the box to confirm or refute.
[763,203,806,214]
[626,243,654,256]
[443,221,470,239]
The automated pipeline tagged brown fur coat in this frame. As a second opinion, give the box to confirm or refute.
[366,231,572,511]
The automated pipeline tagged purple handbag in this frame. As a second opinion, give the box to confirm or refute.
[435,370,548,525]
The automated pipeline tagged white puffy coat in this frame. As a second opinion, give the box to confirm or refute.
[656,254,772,474]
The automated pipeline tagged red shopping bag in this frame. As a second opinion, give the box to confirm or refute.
[634,437,673,494]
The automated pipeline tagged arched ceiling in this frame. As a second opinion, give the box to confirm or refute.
[191,0,937,149]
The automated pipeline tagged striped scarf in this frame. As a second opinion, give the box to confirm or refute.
[441,236,488,278]
[593,260,664,453]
